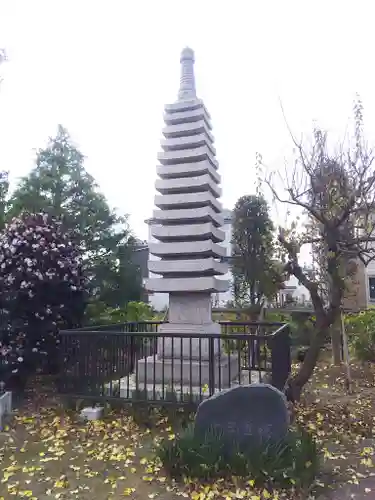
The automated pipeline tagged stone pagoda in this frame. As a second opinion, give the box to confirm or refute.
[138,47,238,391]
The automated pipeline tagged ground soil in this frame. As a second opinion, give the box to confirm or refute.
[2,357,375,499]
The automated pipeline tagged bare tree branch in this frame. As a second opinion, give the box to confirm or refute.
[261,96,375,401]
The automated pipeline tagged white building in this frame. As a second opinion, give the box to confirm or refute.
[363,260,375,305]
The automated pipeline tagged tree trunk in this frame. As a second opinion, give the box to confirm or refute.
[331,317,342,365]
[286,325,328,402]
[341,312,353,393]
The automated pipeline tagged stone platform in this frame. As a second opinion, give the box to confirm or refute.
[137,352,239,387]
[105,369,263,403]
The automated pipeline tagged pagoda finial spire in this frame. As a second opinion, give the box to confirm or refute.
[178,47,196,101]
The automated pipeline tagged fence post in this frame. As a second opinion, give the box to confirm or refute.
[57,332,65,393]
[208,336,215,396]
[130,334,136,373]
[270,326,291,391]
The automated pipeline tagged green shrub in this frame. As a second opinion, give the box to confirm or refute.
[156,425,319,490]
[125,301,155,322]
[289,311,315,347]
[265,311,291,323]
[346,310,375,362]
[84,300,156,326]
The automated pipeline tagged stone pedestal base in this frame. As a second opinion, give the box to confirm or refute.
[137,293,240,390]
[137,352,239,387]
[156,321,221,360]
[111,370,263,401]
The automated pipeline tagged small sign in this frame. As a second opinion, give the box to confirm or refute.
[194,384,289,451]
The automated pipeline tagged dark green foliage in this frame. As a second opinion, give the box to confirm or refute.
[0,212,86,381]
[289,311,316,347]
[157,425,319,489]
[8,125,142,308]
[346,310,375,362]
[231,195,283,317]
[84,300,155,326]
[266,309,317,358]
[0,170,9,231]
[89,238,143,309]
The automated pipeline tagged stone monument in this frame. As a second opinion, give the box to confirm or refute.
[194,384,290,451]
[138,47,238,392]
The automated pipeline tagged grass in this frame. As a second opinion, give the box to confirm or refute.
[2,355,375,499]
[157,424,319,489]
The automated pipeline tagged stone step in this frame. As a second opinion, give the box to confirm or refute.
[104,371,262,401]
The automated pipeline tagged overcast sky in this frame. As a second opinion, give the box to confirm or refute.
[0,1,373,244]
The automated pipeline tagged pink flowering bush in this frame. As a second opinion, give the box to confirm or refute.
[0,213,86,388]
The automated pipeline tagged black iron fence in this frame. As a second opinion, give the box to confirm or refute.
[58,321,291,406]
[76,321,164,332]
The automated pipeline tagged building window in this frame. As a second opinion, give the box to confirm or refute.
[369,277,375,300]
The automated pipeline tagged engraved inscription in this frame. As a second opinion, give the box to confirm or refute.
[194,384,290,454]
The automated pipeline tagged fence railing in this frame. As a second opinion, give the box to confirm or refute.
[58,322,291,406]
[77,321,287,334]
[76,321,164,332]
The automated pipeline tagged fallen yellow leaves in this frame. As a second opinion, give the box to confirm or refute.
[1,360,375,499]
[122,487,135,496]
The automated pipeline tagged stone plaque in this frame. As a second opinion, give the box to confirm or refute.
[194,384,289,451]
